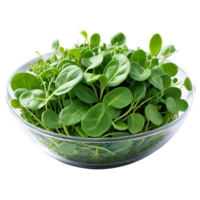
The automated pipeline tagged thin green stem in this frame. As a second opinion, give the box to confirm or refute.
[145,120,150,132]
[63,125,70,136]
[113,102,135,123]
[56,128,62,135]
[58,96,63,110]
[24,108,48,130]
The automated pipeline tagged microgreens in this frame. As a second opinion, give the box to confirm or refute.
[10,31,192,139]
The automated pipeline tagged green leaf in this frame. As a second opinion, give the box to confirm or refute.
[162,74,171,89]
[42,109,63,129]
[160,45,178,58]
[80,49,93,58]
[155,114,169,128]
[173,78,178,84]
[83,73,107,87]
[184,77,192,91]
[112,121,128,131]
[127,113,145,134]
[103,87,133,109]
[63,99,71,107]
[10,99,20,108]
[51,39,59,51]
[19,89,46,110]
[70,48,81,61]
[166,97,179,114]
[131,81,146,103]
[81,55,103,72]
[163,87,182,100]
[11,72,41,91]
[130,49,147,67]
[108,141,133,151]
[104,54,131,87]
[75,126,88,138]
[59,46,65,54]
[77,29,90,39]
[145,104,163,125]
[129,61,151,81]
[149,33,162,57]
[102,53,112,67]
[57,59,78,70]
[160,63,178,77]
[109,132,130,137]
[55,65,83,95]
[60,99,90,126]
[148,67,164,90]
[90,33,101,47]
[175,99,188,111]
[110,32,126,46]
[39,68,60,77]
[14,88,28,99]
[59,143,74,155]
[74,84,98,103]
[82,103,112,137]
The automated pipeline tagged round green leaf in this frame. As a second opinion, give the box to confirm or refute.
[70,48,81,61]
[104,54,131,87]
[166,97,179,114]
[148,67,164,90]
[19,89,46,110]
[112,121,128,131]
[81,55,103,72]
[130,49,147,67]
[129,61,151,81]
[155,114,169,128]
[175,99,188,111]
[145,104,163,125]
[82,103,112,137]
[160,45,178,58]
[127,113,145,134]
[10,99,20,108]
[184,77,192,91]
[80,49,93,58]
[173,78,178,84]
[90,33,101,47]
[51,39,59,51]
[103,87,133,109]
[60,99,91,126]
[161,63,178,77]
[83,73,107,86]
[59,143,74,155]
[131,81,146,103]
[57,59,78,70]
[55,65,83,95]
[74,84,98,103]
[163,87,182,100]
[14,88,28,99]
[11,72,41,91]
[149,33,162,57]
[110,32,126,46]
[162,74,171,89]
[42,109,63,129]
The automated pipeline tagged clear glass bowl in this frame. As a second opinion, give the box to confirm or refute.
[5,51,196,169]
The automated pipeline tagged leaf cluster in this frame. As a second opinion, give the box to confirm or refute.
[10,31,192,139]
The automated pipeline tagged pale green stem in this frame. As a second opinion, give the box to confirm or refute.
[24,108,48,130]
[145,120,150,132]
[63,125,70,136]
[113,102,135,123]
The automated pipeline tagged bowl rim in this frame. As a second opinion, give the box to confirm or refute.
[5,51,196,142]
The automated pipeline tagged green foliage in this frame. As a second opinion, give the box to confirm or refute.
[10,31,191,140]
[149,33,162,57]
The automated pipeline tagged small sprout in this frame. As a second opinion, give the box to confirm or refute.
[173,78,178,84]
[51,39,59,51]
[79,30,88,40]
[10,99,20,108]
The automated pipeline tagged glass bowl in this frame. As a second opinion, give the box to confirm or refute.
[5,51,196,169]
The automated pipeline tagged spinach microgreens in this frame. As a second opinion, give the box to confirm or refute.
[10,31,192,138]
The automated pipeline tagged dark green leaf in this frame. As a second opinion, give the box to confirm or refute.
[184,77,192,91]
[110,32,126,46]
